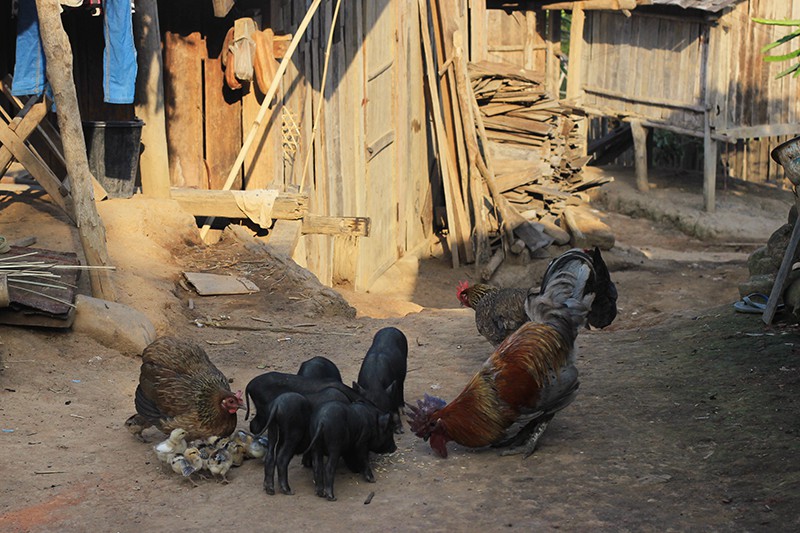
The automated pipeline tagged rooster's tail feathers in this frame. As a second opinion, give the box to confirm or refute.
[525,269,594,344]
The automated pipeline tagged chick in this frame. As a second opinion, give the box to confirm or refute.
[208,448,233,483]
[246,435,269,460]
[231,429,267,460]
[224,439,246,467]
[170,454,200,487]
[154,428,188,463]
[183,447,205,473]
[231,429,254,448]
[189,441,212,470]
[125,414,148,442]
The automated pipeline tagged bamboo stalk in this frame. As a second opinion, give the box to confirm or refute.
[199,0,326,240]
[299,0,343,194]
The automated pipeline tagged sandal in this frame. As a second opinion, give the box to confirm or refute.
[733,293,784,314]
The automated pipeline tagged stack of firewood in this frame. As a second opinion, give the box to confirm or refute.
[469,60,610,220]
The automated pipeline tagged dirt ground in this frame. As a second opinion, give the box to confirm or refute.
[1,167,799,532]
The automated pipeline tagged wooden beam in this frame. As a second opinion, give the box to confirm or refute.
[541,0,638,10]
[582,85,705,113]
[132,0,171,198]
[35,0,116,301]
[169,189,308,222]
[715,124,800,140]
[301,216,371,237]
[0,116,74,221]
[0,95,46,170]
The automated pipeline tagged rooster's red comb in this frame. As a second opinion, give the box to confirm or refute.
[456,280,470,296]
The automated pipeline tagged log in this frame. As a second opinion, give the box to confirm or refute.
[481,247,504,281]
[35,0,116,301]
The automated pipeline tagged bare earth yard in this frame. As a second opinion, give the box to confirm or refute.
[1,168,799,532]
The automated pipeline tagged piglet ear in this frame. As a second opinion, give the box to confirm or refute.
[378,413,392,432]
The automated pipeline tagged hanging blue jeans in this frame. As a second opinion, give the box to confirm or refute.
[103,0,137,104]
[12,0,47,97]
[12,0,138,104]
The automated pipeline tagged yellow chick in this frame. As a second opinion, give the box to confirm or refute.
[208,448,233,483]
[155,428,188,463]
[170,454,199,487]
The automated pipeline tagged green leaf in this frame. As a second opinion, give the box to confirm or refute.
[761,28,800,53]
[764,49,800,62]
[752,17,800,27]
[776,62,800,79]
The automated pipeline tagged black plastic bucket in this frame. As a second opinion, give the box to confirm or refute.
[82,119,144,198]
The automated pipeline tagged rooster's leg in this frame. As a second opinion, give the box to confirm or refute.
[499,415,554,458]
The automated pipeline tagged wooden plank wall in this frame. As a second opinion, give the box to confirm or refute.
[581,11,705,132]
[156,0,431,290]
[484,1,553,77]
[580,2,800,187]
[710,0,800,137]
[268,0,430,290]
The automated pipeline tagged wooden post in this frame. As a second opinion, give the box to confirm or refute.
[703,114,717,212]
[133,0,171,198]
[630,119,649,192]
[35,0,116,301]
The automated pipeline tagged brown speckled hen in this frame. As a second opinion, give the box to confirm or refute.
[457,247,618,347]
[125,337,244,441]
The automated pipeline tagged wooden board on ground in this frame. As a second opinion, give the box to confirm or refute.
[183,272,260,295]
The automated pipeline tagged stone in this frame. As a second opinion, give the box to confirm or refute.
[73,295,157,356]
[747,245,782,276]
[738,274,775,299]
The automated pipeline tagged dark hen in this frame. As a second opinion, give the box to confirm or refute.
[125,337,244,441]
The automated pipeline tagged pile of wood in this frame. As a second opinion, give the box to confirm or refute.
[470,60,609,221]
[417,0,612,277]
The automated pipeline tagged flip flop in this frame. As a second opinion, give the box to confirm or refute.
[733,293,783,314]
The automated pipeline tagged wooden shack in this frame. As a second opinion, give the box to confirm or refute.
[561,0,800,211]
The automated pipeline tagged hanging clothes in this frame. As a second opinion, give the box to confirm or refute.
[12,0,48,97]
[102,0,137,104]
[11,0,138,105]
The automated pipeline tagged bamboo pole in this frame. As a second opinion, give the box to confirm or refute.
[199,0,325,240]
[418,0,461,267]
[299,0,343,193]
[35,0,116,301]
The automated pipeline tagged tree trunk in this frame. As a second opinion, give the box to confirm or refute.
[35,0,117,301]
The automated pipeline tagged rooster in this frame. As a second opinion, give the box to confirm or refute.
[125,337,244,441]
[410,253,600,458]
[457,247,617,346]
